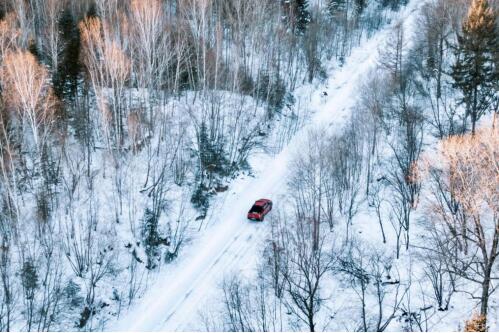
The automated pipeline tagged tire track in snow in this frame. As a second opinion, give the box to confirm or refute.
[161,222,266,329]
[162,223,267,331]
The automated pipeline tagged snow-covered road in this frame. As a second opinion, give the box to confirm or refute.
[111,3,421,331]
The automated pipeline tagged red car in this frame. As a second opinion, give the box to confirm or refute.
[247,199,272,221]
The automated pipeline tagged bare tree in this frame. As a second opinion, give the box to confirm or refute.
[378,23,424,253]
[1,50,56,151]
[79,16,130,149]
[339,241,405,332]
[10,0,33,48]
[419,126,499,325]
[0,214,15,332]
[62,197,117,330]
[129,0,167,88]
[289,123,364,245]
[36,234,63,331]
[38,0,65,75]
[178,0,213,93]
[333,118,365,229]
[367,179,388,244]
[218,263,283,332]
[129,0,171,127]
[289,128,329,250]
[419,250,456,312]
[0,13,20,62]
[270,211,337,332]
[221,274,255,331]
[416,0,459,138]
[357,68,391,196]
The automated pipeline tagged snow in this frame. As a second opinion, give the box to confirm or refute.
[109,1,431,331]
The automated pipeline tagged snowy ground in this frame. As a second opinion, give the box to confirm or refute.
[108,2,432,331]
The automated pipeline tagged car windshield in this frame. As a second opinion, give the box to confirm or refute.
[250,205,264,213]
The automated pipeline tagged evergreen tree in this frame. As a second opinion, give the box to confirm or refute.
[355,0,367,17]
[255,70,287,114]
[21,260,39,300]
[197,121,228,178]
[452,0,498,135]
[141,208,160,270]
[28,39,42,62]
[86,3,99,18]
[295,0,311,36]
[377,0,408,10]
[281,0,311,36]
[192,121,229,213]
[54,8,81,100]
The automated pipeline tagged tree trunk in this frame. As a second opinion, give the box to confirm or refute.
[471,81,478,135]
[308,313,315,332]
[480,267,491,325]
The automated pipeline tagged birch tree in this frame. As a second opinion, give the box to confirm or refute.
[420,126,498,325]
[1,50,56,151]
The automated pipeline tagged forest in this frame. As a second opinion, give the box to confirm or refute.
[0,0,497,331]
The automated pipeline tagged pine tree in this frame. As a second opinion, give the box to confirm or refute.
[21,261,39,300]
[355,0,367,17]
[141,208,160,270]
[452,0,498,135]
[0,5,5,20]
[281,0,311,36]
[86,3,99,18]
[295,0,311,36]
[54,8,81,100]
[192,121,230,213]
[198,121,216,176]
[198,121,228,178]
[377,0,408,10]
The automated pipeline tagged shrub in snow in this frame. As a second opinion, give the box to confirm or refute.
[464,313,487,332]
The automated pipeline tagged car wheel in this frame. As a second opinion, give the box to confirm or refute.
[260,216,265,222]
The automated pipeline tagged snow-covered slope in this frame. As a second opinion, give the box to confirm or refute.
[110,2,423,331]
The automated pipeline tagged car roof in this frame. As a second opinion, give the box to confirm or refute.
[255,199,271,205]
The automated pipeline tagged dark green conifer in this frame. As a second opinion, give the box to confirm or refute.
[452,0,498,134]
